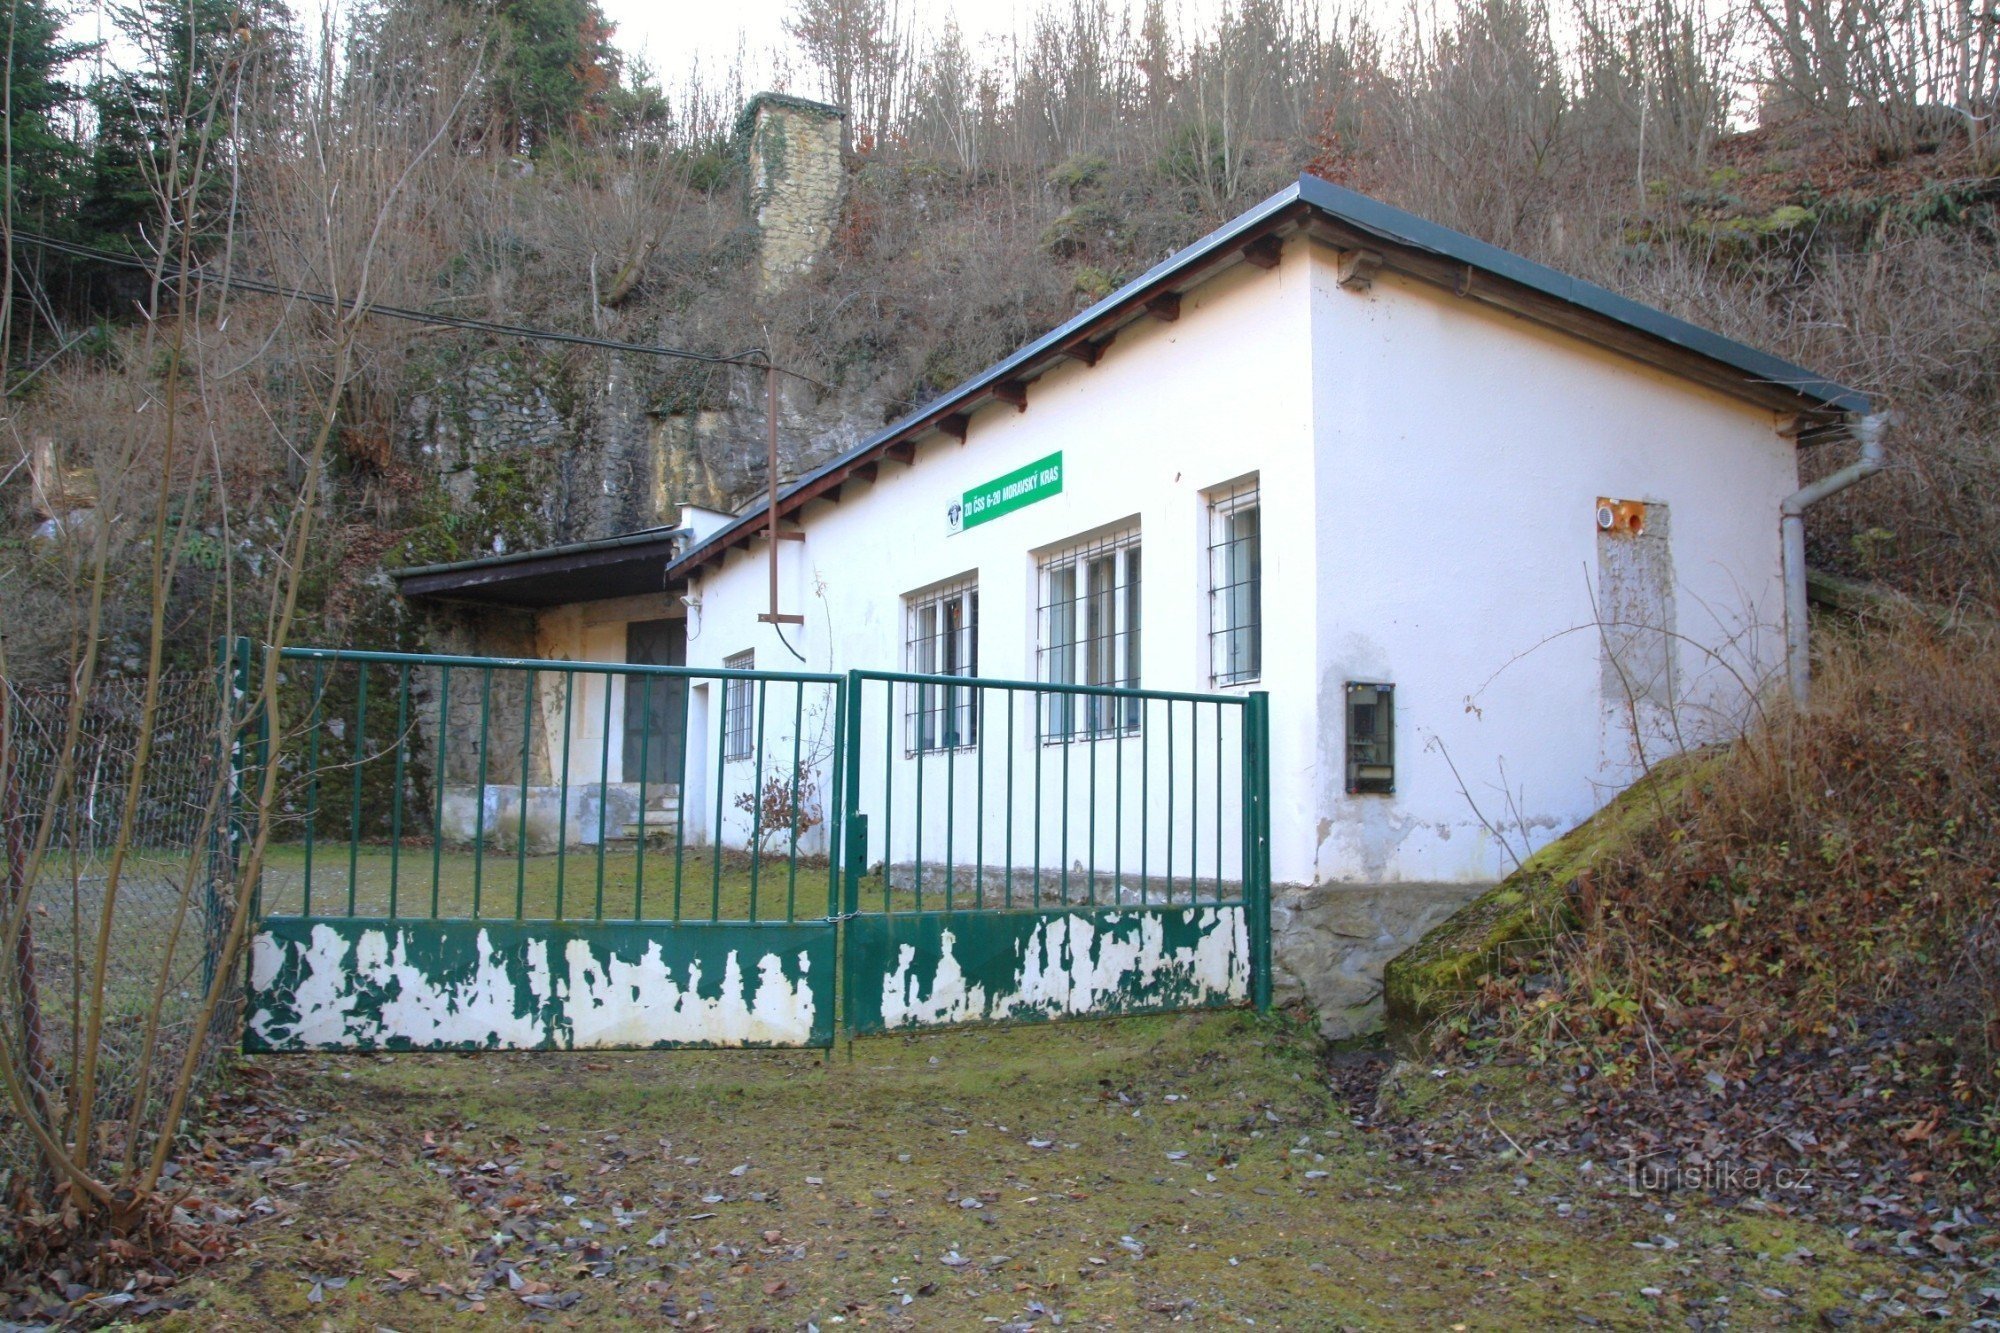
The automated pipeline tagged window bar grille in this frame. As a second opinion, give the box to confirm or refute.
[1208,479,1261,687]
[905,581,977,754]
[1036,529,1141,742]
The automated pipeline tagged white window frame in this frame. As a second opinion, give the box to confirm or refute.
[1036,527,1141,741]
[722,650,755,760]
[1206,477,1262,687]
[905,577,979,754]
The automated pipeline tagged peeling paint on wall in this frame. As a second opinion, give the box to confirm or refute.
[852,905,1249,1033]
[1597,500,1677,707]
[245,917,831,1051]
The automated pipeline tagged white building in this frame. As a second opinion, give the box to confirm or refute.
[398,174,1870,1027]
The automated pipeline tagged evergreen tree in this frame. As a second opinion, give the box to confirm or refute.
[476,0,619,153]
[79,0,293,249]
[1,0,89,229]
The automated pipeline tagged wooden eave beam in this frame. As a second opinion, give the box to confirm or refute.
[1241,234,1283,270]
[1063,336,1110,366]
[1299,220,1830,418]
[938,413,970,442]
[887,440,918,465]
[855,460,879,484]
[992,380,1029,411]
[1145,291,1181,322]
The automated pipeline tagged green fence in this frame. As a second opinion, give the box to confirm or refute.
[237,643,1269,1052]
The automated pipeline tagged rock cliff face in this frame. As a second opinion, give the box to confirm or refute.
[396,94,870,560]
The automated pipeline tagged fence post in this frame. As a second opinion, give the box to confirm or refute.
[209,636,260,991]
[1247,691,1273,1014]
[838,670,866,1045]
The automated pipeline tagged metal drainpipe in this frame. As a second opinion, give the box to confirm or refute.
[1782,411,1889,706]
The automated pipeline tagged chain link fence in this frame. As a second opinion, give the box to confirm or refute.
[1,673,232,1232]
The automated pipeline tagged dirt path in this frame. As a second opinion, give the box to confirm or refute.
[162,1013,1912,1329]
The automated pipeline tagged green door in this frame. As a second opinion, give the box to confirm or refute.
[624,619,686,784]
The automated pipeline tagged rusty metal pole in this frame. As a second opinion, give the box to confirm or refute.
[758,356,804,627]
[766,359,780,621]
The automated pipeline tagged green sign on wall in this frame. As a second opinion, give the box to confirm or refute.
[951,451,1063,533]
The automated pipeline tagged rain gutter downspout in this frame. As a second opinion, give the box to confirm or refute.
[1783,411,1888,706]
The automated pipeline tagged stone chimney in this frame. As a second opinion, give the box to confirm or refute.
[739,93,849,293]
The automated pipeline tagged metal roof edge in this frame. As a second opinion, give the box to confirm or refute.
[669,173,1870,578]
[1292,174,1871,415]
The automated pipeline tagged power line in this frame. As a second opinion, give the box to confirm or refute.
[11,228,834,388]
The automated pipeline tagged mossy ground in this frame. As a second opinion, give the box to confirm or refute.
[160,1012,1911,1330]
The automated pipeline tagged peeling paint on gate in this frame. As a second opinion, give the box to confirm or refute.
[245,918,831,1051]
[848,905,1250,1034]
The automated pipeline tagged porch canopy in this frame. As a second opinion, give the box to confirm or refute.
[392,525,689,608]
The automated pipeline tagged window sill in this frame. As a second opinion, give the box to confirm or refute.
[904,743,980,759]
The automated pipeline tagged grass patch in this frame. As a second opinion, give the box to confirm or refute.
[162,1012,1912,1329]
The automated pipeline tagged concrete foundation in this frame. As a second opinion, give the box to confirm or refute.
[438,783,661,852]
[1272,880,1492,1039]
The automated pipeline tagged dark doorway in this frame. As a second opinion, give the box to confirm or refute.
[624,619,687,785]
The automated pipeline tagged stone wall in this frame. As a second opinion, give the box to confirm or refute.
[1272,881,1492,1038]
[742,93,848,293]
[410,607,554,789]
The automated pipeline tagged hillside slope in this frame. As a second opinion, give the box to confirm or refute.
[1376,617,2000,1246]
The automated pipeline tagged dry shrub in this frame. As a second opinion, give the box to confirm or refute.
[1547,614,2000,1131]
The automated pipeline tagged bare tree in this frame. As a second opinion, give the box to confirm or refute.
[0,0,479,1259]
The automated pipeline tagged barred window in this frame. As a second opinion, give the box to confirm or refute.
[905,578,979,753]
[722,650,755,760]
[1037,527,1141,740]
[1207,478,1261,686]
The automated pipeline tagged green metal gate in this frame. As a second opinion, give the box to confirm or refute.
[837,671,1271,1035]
[234,646,1269,1053]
